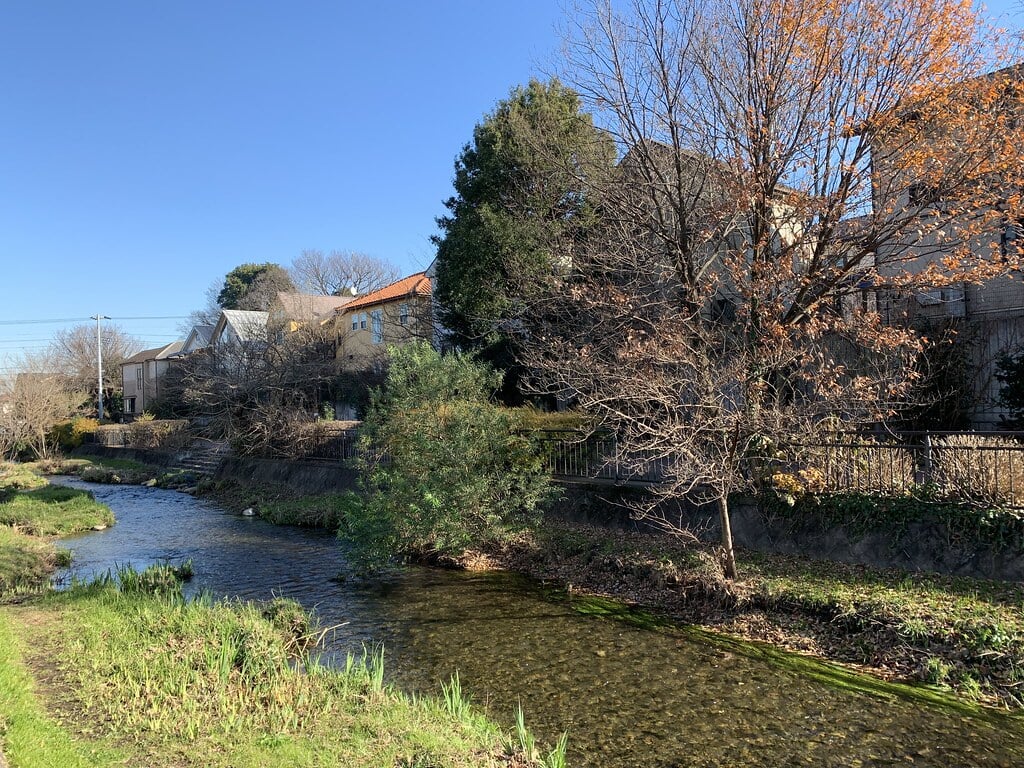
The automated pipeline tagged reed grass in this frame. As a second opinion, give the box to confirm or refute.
[1,565,565,767]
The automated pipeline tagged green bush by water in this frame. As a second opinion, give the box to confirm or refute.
[347,343,554,567]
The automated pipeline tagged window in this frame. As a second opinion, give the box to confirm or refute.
[908,182,943,207]
[399,303,410,325]
[135,367,143,389]
[371,309,383,344]
[124,397,136,414]
[1001,218,1024,261]
[351,312,368,331]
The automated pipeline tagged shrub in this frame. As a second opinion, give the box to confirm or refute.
[48,416,100,451]
[94,424,130,447]
[344,343,554,567]
[513,406,594,432]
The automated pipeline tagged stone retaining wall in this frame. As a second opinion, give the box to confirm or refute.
[552,483,1024,582]
[74,443,177,467]
[215,456,360,495]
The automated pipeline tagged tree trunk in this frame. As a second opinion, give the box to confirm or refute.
[716,494,738,580]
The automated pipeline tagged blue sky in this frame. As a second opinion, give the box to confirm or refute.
[0,0,568,361]
[1,1,1021,365]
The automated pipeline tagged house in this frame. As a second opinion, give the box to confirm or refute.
[267,292,355,340]
[210,309,270,347]
[180,324,215,355]
[331,271,433,369]
[120,341,185,418]
[865,64,1024,426]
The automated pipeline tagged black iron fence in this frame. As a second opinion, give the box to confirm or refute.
[529,429,669,484]
[529,429,1024,508]
[789,432,1024,508]
[299,427,361,462]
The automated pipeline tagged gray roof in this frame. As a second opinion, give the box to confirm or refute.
[122,340,185,365]
[185,324,214,347]
[216,310,269,343]
[273,292,353,321]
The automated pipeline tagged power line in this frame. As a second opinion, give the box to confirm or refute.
[0,317,91,326]
[0,315,189,326]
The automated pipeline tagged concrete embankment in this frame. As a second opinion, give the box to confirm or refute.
[552,483,1024,582]
[215,455,360,494]
[74,445,1024,581]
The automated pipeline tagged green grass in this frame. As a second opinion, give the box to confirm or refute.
[743,551,1024,650]
[0,568,565,768]
[0,485,114,536]
[82,457,155,472]
[258,492,358,528]
[0,526,60,597]
[0,467,114,596]
[0,463,49,491]
[0,611,124,767]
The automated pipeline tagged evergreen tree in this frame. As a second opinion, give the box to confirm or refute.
[432,79,615,365]
[217,263,294,310]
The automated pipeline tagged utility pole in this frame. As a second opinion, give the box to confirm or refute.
[92,314,110,420]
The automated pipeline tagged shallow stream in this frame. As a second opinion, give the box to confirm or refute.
[54,477,1024,767]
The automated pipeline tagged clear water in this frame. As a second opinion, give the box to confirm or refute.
[54,477,1024,767]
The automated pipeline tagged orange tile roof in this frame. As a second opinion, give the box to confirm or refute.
[340,272,431,312]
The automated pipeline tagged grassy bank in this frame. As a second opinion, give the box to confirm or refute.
[0,484,114,535]
[202,477,351,528]
[0,526,71,596]
[0,567,566,768]
[0,464,114,597]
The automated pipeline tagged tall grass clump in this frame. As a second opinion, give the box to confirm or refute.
[502,705,569,768]
[0,526,60,596]
[22,565,563,766]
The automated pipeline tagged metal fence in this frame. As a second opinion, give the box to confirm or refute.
[530,429,1024,507]
[530,429,671,485]
[300,427,361,462]
[792,433,1024,508]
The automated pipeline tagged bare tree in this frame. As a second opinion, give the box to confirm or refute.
[290,249,400,296]
[0,354,88,459]
[515,0,1024,577]
[46,323,143,401]
[179,280,224,335]
[176,317,341,454]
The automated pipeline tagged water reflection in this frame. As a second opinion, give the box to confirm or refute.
[55,477,1024,767]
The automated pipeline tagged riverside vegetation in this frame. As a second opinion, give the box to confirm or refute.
[184,344,1024,712]
[197,471,1024,710]
[0,463,568,768]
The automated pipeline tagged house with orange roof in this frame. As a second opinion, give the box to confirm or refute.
[331,271,434,369]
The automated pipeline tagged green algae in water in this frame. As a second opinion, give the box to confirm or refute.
[564,590,1024,728]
